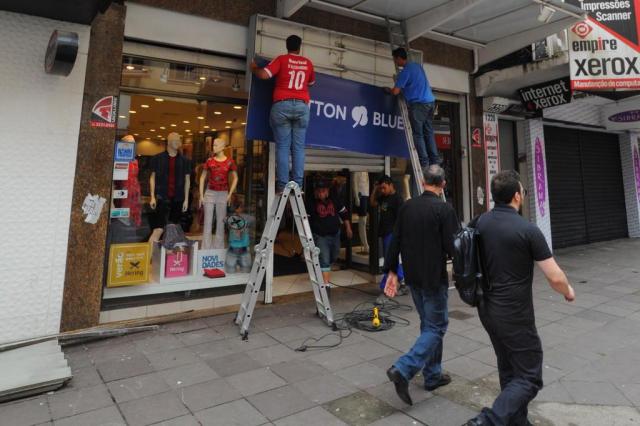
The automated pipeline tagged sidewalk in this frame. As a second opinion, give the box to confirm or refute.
[2,238,640,426]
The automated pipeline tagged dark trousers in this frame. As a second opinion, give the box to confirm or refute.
[476,308,542,426]
[407,102,439,167]
[152,198,186,231]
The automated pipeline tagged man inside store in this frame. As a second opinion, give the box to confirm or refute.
[306,179,353,284]
[386,47,440,167]
[251,34,316,193]
[383,165,459,406]
[370,175,407,296]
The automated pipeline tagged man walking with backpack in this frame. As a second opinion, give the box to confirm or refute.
[464,170,575,426]
[383,165,459,405]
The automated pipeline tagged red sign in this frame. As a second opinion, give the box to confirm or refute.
[471,127,483,148]
[90,96,118,128]
[435,132,452,150]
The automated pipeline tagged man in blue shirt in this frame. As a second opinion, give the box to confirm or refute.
[387,48,440,167]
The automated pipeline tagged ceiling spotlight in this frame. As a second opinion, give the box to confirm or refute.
[232,74,241,92]
[537,5,555,23]
[214,111,222,115]
[199,76,207,81]
[159,126,166,130]
[212,128,217,131]
[197,116,205,120]
[154,98,164,102]
[150,129,155,132]
[199,130,205,134]
[119,115,126,119]
[186,129,191,132]
[225,126,231,129]
[233,106,243,110]
[129,110,137,114]
[126,65,135,70]
[141,104,150,108]
[241,122,246,125]
[225,120,232,124]
[133,133,139,136]
[204,125,210,129]
[183,120,190,124]
[170,123,177,127]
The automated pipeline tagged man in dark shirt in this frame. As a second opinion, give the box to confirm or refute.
[464,170,575,426]
[307,179,353,284]
[383,165,459,406]
[370,176,406,294]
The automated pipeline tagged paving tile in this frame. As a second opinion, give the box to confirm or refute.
[323,391,395,426]
[341,339,399,361]
[308,346,365,372]
[466,346,497,368]
[561,380,633,406]
[106,372,171,403]
[443,356,496,381]
[135,334,184,354]
[87,342,140,364]
[52,406,125,426]
[444,334,487,356]
[534,381,574,403]
[178,378,242,412]
[293,372,358,405]
[403,395,478,426]
[269,359,329,383]
[228,333,279,352]
[365,381,432,410]
[48,384,113,420]
[161,319,209,334]
[205,351,262,377]
[226,367,287,396]
[368,411,427,425]
[119,391,189,426]
[59,366,102,392]
[195,398,267,426]
[618,383,640,407]
[273,406,347,426]
[159,362,219,389]
[246,384,315,421]
[369,352,404,370]
[572,309,620,324]
[264,325,314,342]
[191,340,238,360]
[149,415,200,426]
[177,328,224,346]
[145,347,201,371]
[334,362,389,390]
[96,354,154,382]
[246,343,304,366]
[454,327,493,345]
[0,396,51,426]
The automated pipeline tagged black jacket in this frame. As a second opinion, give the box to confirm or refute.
[150,151,192,201]
[383,191,459,288]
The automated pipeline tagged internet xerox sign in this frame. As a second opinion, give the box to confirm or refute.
[519,77,572,112]
[567,0,640,91]
[246,71,409,157]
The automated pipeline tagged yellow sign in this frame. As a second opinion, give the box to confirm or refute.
[107,243,150,287]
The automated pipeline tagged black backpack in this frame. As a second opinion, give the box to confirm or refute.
[452,221,488,307]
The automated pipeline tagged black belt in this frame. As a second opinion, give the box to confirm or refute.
[274,98,306,104]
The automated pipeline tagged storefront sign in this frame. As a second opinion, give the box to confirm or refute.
[471,127,483,148]
[483,113,500,210]
[247,69,409,157]
[567,1,640,91]
[107,243,150,287]
[113,189,128,199]
[90,96,118,128]
[114,140,135,162]
[603,97,640,129]
[534,137,547,217]
[198,249,227,278]
[113,161,129,181]
[633,141,640,201]
[110,207,130,218]
[519,78,572,111]
[435,132,452,150]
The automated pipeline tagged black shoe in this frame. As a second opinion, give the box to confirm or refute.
[425,373,451,391]
[462,420,483,426]
[387,366,413,406]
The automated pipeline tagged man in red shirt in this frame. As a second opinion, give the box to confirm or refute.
[251,35,315,192]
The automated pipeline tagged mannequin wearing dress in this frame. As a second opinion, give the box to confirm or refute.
[199,138,238,249]
[352,171,370,254]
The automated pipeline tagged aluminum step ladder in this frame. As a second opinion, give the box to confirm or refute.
[386,18,445,201]
[235,181,334,339]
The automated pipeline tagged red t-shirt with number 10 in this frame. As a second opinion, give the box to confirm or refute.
[264,54,315,103]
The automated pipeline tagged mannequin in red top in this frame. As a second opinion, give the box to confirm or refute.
[199,138,238,249]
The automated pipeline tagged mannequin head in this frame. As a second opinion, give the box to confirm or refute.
[122,134,135,143]
[212,138,227,156]
[167,132,182,154]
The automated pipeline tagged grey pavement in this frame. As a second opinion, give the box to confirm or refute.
[2,239,640,425]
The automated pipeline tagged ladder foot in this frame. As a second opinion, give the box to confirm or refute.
[241,331,249,341]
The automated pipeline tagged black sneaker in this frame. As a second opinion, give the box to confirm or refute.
[425,373,451,391]
[386,366,413,405]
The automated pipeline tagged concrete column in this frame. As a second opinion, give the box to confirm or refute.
[523,119,553,249]
[620,132,640,238]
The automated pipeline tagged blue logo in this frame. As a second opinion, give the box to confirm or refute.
[114,141,135,162]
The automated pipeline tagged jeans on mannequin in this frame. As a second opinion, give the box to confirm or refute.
[202,190,228,249]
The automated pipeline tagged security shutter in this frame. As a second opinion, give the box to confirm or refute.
[544,126,627,249]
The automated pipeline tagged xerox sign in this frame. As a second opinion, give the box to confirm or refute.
[567,0,640,91]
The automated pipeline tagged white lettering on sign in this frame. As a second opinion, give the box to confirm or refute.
[309,100,403,130]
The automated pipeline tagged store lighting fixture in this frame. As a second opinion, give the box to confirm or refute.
[225,126,231,129]
[212,128,217,131]
[214,111,222,115]
[183,120,190,124]
[141,104,150,108]
[119,115,126,119]
[241,122,246,125]
[126,65,135,70]
[159,126,166,130]
[154,98,164,102]
[232,74,241,92]
[233,106,243,110]
[199,76,207,80]
[197,116,205,120]
[225,120,232,124]
[129,110,137,114]
[133,133,139,136]
[199,130,205,133]
[186,129,191,132]
[170,123,177,127]
[150,129,155,132]
[204,125,210,129]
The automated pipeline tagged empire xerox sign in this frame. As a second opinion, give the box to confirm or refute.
[246,68,410,158]
[567,0,640,90]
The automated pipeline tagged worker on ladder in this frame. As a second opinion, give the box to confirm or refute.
[386,47,440,168]
[250,35,316,194]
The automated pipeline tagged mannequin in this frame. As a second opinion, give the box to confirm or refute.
[199,138,238,249]
[115,135,142,226]
[352,171,369,254]
[402,174,412,201]
[149,132,191,231]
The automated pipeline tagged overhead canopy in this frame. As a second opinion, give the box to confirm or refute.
[278,0,586,67]
[0,0,112,24]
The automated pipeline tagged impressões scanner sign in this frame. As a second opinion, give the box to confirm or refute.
[567,0,640,90]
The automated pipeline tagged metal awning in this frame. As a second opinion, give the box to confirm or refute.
[0,0,113,24]
[278,0,586,67]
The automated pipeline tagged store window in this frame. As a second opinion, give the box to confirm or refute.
[104,56,268,301]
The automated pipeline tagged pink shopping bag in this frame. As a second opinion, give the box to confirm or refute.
[165,250,189,278]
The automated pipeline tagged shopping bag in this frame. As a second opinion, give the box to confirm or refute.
[165,250,189,278]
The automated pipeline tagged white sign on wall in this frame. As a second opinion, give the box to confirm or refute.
[483,113,500,210]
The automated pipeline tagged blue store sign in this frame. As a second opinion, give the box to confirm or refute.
[246,71,409,158]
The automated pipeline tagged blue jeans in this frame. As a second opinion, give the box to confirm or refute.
[394,283,449,388]
[380,233,404,289]
[408,102,440,167]
[314,232,340,272]
[270,100,310,190]
[225,247,252,273]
